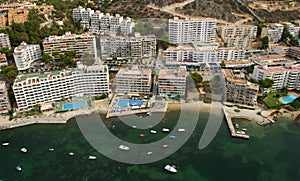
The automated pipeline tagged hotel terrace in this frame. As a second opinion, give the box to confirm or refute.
[223,69,259,106]
[13,63,109,111]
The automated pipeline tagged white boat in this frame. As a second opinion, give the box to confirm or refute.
[150,130,157,134]
[88,155,97,160]
[234,123,240,129]
[20,147,27,153]
[16,166,22,171]
[164,165,177,173]
[132,125,137,129]
[236,131,242,134]
[162,128,170,132]
[162,144,168,148]
[240,131,246,135]
[242,128,247,131]
[147,152,153,155]
[178,128,185,132]
[49,148,54,152]
[2,142,9,146]
[69,152,74,156]
[169,135,176,139]
[119,145,130,151]
[147,112,152,116]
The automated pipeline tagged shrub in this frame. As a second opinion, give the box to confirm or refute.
[234,109,240,113]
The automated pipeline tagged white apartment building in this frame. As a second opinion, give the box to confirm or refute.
[158,66,187,97]
[224,69,259,106]
[0,33,11,49]
[261,23,284,43]
[288,47,300,61]
[253,64,300,91]
[100,34,156,59]
[0,82,11,114]
[168,17,217,44]
[73,6,134,35]
[115,65,151,94]
[43,32,96,56]
[13,42,42,70]
[250,54,288,67]
[13,63,109,111]
[163,45,245,63]
[284,22,300,38]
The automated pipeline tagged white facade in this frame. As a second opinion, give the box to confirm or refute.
[164,45,245,63]
[73,6,134,35]
[168,17,217,44]
[13,42,42,70]
[100,34,156,59]
[13,63,109,111]
[158,66,187,97]
[261,24,284,43]
[253,64,300,91]
[0,33,11,49]
[285,22,300,38]
[115,66,151,94]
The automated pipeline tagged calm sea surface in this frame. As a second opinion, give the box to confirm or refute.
[0,110,299,181]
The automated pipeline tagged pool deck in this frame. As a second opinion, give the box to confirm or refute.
[106,94,167,118]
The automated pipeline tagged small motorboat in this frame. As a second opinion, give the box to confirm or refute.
[48,148,54,152]
[16,165,22,172]
[164,165,177,173]
[132,125,137,129]
[240,131,246,135]
[88,155,97,160]
[242,128,247,131]
[169,135,176,139]
[162,128,170,132]
[20,147,27,153]
[147,112,152,116]
[139,133,145,137]
[69,152,74,156]
[150,130,157,134]
[234,123,240,129]
[162,144,168,148]
[112,125,116,129]
[2,142,9,146]
[147,152,153,155]
[178,128,185,132]
[236,131,242,134]
[119,145,130,151]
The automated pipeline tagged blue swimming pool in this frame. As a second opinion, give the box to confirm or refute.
[63,102,87,110]
[118,99,143,107]
[281,94,299,104]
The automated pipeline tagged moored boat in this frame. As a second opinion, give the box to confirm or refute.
[49,148,54,152]
[20,147,27,153]
[169,135,176,139]
[150,130,157,134]
[88,155,97,160]
[162,128,170,132]
[2,142,9,146]
[119,145,130,151]
[16,166,22,172]
[178,128,185,132]
[164,165,177,173]
[69,152,74,156]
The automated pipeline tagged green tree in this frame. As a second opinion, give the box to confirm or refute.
[5,70,18,83]
[190,72,203,84]
[260,36,269,49]
[259,78,274,88]
[42,54,52,63]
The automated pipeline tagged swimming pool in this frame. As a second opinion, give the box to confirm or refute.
[63,102,87,110]
[117,99,143,108]
[281,94,299,104]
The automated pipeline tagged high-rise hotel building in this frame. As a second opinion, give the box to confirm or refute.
[13,42,42,70]
[13,63,109,111]
[168,17,217,44]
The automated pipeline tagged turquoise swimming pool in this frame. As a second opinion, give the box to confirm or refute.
[281,94,299,104]
[118,99,143,108]
[63,102,87,110]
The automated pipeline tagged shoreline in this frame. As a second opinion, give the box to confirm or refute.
[0,100,297,131]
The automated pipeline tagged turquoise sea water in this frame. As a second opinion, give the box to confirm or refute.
[0,111,299,180]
